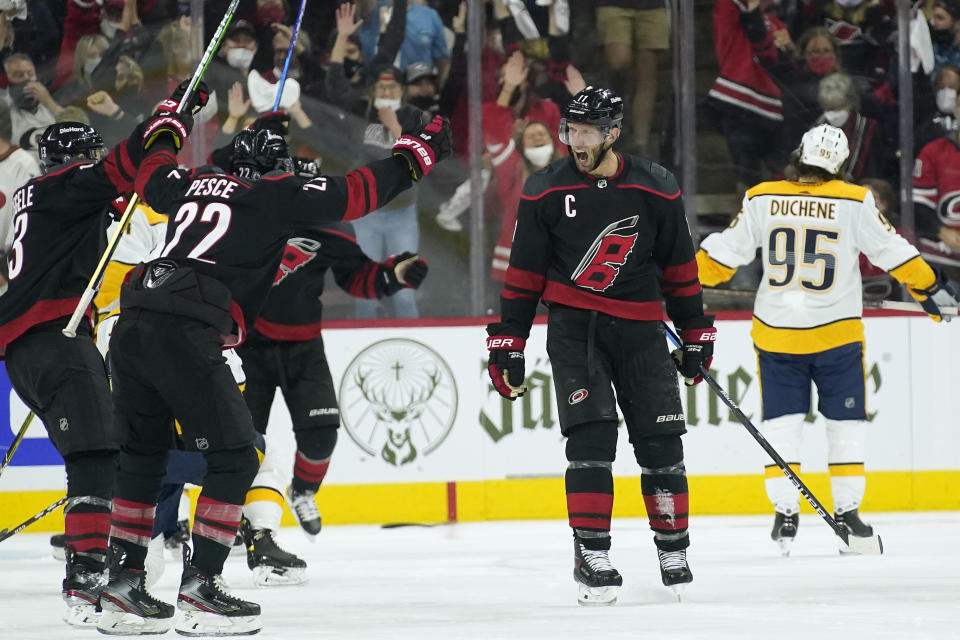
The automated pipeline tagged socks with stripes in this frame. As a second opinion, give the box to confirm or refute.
[565,462,614,551]
[641,463,690,552]
[290,451,331,495]
[65,496,112,566]
[191,495,243,575]
[109,498,156,570]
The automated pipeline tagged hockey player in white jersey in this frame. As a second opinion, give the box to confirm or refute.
[696,124,959,554]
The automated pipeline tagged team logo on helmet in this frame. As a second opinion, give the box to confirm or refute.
[339,339,458,466]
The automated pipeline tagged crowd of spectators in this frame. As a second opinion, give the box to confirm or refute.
[4,1,960,315]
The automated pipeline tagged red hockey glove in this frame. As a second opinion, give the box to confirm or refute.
[379,252,428,296]
[141,112,193,151]
[907,270,959,323]
[156,79,210,116]
[392,115,452,181]
[486,324,528,400]
[671,316,716,386]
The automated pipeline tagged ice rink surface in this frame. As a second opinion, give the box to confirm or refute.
[1,512,958,640]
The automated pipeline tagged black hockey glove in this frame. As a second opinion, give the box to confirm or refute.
[671,315,716,386]
[907,270,959,323]
[486,323,528,400]
[156,79,210,116]
[378,252,428,296]
[250,110,290,136]
[141,112,194,151]
[392,115,452,181]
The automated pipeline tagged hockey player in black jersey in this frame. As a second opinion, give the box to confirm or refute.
[0,112,181,628]
[485,87,714,605]
[101,96,450,633]
[221,122,429,583]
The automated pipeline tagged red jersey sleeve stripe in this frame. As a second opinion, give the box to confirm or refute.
[342,171,368,221]
[501,287,539,300]
[616,184,682,199]
[662,282,703,297]
[505,266,546,292]
[117,142,137,183]
[663,260,699,282]
[319,227,357,243]
[134,149,176,196]
[358,166,378,211]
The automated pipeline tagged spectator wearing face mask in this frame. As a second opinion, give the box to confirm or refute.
[326,1,408,118]
[916,65,960,151]
[206,19,259,131]
[753,25,847,163]
[808,0,896,82]
[53,0,157,91]
[813,71,883,181]
[404,61,439,116]
[350,65,428,319]
[55,33,111,109]
[1,53,61,144]
[930,0,960,71]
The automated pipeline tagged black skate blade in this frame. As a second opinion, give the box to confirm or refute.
[840,532,883,555]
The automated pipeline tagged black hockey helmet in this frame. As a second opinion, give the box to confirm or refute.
[558,86,623,145]
[253,129,294,174]
[37,121,104,171]
[230,128,261,179]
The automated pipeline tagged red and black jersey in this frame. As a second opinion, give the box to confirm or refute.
[913,135,960,238]
[0,147,138,356]
[498,153,705,338]
[134,141,413,337]
[253,223,385,341]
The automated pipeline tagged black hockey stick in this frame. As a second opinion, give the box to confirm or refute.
[0,496,67,543]
[662,322,883,555]
[62,0,243,338]
[0,411,34,479]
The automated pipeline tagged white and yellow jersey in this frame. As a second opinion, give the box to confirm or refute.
[94,202,169,323]
[697,179,936,354]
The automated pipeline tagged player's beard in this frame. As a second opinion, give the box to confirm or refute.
[572,141,609,173]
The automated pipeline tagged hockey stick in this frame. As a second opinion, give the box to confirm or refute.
[62,0,243,338]
[0,496,68,543]
[272,0,308,112]
[867,299,959,319]
[662,322,884,555]
[0,411,34,478]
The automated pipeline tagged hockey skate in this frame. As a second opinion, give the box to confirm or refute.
[836,509,875,554]
[573,538,622,606]
[771,511,799,556]
[239,517,308,587]
[657,549,693,600]
[176,544,262,636]
[62,548,106,628]
[97,547,174,636]
[286,487,322,538]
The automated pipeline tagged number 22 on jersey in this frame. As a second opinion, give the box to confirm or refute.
[162,202,232,264]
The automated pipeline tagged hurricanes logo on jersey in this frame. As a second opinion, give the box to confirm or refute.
[274,237,322,285]
[571,215,639,291]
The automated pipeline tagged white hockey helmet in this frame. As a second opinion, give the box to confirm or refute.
[798,124,849,175]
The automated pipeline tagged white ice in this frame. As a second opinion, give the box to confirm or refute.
[1,513,958,640]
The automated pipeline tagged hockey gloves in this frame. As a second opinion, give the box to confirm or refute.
[671,316,717,386]
[486,323,529,400]
[392,115,452,181]
[157,79,210,116]
[251,110,290,136]
[379,252,428,296]
[907,270,959,322]
[141,112,193,151]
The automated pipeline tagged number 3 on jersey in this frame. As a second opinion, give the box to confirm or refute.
[768,225,839,292]
[6,213,28,280]
[162,202,232,263]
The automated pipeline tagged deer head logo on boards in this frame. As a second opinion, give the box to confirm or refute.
[339,339,458,466]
